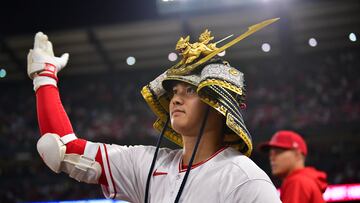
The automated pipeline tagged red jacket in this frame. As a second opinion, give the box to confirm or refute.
[280,167,328,203]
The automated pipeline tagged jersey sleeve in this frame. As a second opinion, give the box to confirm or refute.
[100,144,159,202]
[225,179,282,203]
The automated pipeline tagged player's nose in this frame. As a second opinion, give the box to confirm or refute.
[170,83,186,106]
[171,93,184,106]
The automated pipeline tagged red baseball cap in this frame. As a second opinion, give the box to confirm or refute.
[258,130,308,156]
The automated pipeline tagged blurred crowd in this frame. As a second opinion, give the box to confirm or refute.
[0,51,359,202]
[245,52,360,130]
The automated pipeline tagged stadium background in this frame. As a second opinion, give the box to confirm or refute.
[0,0,359,202]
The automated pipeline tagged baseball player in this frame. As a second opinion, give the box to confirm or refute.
[259,130,328,203]
[28,29,281,202]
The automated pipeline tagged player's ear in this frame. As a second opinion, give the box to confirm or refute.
[301,154,306,162]
[294,149,304,161]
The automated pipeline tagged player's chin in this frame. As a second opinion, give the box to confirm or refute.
[171,120,188,134]
[271,168,283,177]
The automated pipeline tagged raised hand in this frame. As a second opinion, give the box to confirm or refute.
[27,32,69,79]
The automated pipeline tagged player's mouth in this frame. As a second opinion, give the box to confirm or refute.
[270,162,276,169]
[171,109,185,117]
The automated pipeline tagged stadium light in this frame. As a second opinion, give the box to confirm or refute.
[349,33,357,42]
[126,56,136,66]
[168,52,178,61]
[261,43,271,52]
[309,38,317,47]
[0,69,6,78]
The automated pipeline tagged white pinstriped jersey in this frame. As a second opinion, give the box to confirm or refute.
[99,145,281,203]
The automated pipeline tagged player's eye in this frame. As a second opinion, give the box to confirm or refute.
[186,86,196,95]
[172,87,178,95]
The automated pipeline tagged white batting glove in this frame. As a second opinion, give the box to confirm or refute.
[27,32,69,80]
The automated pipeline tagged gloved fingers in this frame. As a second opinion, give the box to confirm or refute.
[45,41,55,56]
[59,53,69,67]
[39,34,49,51]
[27,48,32,58]
[33,32,43,49]
[27,49,33,66]
[34,32,48,50]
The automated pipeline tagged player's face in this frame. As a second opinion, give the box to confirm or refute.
[169,82,209,136]
[269,147,298,178]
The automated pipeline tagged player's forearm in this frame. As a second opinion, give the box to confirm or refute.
[36,85,74,136]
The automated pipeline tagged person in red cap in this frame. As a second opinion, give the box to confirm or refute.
[259,130,328,203]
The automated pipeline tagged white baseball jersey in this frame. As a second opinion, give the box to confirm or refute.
[99,144,281,203]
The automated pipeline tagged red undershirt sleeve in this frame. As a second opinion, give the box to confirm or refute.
[35,84,108,185]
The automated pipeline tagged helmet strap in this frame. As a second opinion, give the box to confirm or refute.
[144,116,170,203]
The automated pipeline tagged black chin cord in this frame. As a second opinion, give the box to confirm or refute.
[174,106,210,203]
[144,116,170,203]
